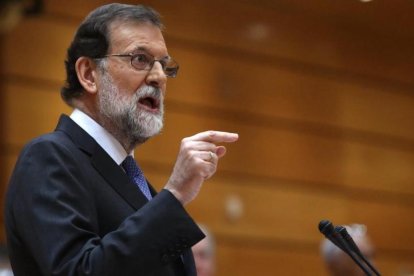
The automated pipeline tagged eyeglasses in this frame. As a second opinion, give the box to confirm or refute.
[99,52,179,78]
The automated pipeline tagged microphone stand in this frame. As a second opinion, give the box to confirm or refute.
[335,226,381,276]
[319,220,378,276]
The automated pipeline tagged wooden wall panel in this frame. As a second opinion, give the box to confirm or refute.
[214,241,414,276]
[375,257,414,276]
[2,83,70,145]
[216,243,326,276]
[4,17,414,141]
[145,171,414,274]
[217,238,413,275]
[139,113,414,197]
[157,1,414,87]
[169,46,414,140]
[44,0,414,87]
[2,18,71,82]
[350,201,414,252]
[146,172,414,251]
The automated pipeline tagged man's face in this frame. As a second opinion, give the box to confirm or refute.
[97,20,168,144]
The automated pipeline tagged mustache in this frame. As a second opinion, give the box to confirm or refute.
[135,86,162,101]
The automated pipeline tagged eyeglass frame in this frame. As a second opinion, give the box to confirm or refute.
[96,52,179,78]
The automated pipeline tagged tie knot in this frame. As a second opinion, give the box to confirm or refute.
[122,156,138,173]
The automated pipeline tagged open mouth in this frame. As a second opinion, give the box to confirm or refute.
[138,96,160,112]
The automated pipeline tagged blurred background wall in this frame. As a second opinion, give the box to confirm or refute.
[1,0,414,275]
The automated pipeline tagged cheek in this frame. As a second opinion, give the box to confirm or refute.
[119,79,146,96]
[110,69,147,94]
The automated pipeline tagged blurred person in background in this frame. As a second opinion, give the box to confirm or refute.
[193,224,216,276]
[320,224,375,276]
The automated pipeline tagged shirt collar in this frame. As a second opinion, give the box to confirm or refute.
[70,109,130,165]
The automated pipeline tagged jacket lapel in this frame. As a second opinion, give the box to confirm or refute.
[55,114,148,210]
[91,148,149,209]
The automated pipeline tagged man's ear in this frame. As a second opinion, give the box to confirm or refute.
[75,57,99,94]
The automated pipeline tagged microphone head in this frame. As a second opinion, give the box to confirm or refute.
[319,220,334,235]
[334,225,362,255]
[334,225,346,233]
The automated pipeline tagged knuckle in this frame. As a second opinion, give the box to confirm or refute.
[185,150,195,159]
[181,142,191,152]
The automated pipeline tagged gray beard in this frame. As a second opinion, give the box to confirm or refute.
[98,73,164,146]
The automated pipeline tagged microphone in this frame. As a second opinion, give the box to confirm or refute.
[335,225,381,276]
[318,220,373,275]
[319,220,347,251]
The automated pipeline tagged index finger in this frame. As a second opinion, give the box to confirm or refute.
[187,131,239,143]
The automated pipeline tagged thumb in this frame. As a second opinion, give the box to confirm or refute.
[216,146,227,158]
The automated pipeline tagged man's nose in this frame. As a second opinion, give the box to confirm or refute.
[145,61,167,88]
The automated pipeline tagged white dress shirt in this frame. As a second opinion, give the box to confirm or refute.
[70,109,130,165]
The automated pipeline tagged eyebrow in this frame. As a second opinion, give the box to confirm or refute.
[131,46,170,60]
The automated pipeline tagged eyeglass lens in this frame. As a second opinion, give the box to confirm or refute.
[131,53,178,77]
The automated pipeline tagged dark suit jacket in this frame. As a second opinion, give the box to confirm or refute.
[5,115,205,276]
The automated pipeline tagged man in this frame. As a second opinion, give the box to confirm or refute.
[192,224,216,276]
[5,3,238,276]
[320,224,375,276]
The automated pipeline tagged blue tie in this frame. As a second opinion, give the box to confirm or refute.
[122,156,152,200]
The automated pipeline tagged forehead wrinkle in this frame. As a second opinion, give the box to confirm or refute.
[108,20,167,58]
[130,46,170,60]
